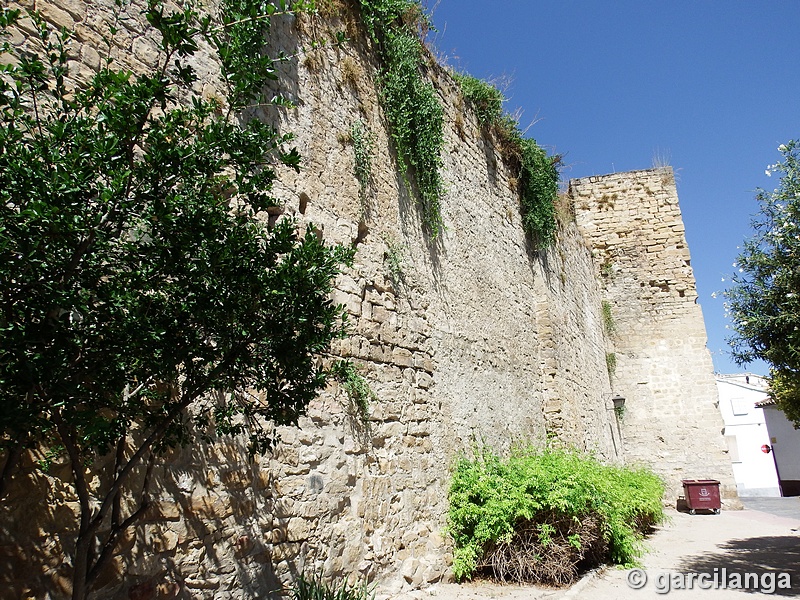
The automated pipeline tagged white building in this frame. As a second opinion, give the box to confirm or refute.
[755,397,800,497]
[716,374,781,497]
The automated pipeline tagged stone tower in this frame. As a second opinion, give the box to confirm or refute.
[570,168,737,502]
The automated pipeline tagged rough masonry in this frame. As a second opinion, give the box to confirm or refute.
[0,3,735,599]
[571,170,737,500]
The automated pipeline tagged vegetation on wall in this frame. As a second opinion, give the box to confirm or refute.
[454,74,560,249]
[725,140,800,425]
[0,1,361,597]
[447,446,664,585]
[602,300,617,336]
[452,73,503,127]
[349,118,376,216]
[331,360,376,422]
[356,0,445,237]
[383,235,406,285]
[518,137,559,248]
[606,352,618,379]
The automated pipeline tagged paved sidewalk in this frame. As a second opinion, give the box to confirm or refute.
[741,496,800,520]
[389,504,800,599]
[566,506,800,598]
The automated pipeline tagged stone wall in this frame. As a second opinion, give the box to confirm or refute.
[570,169,737,500]
[0,2,732,599]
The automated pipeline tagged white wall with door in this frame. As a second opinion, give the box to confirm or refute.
[758,400,800,496]
[716,374,780,497]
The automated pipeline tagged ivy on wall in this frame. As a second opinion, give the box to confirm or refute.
[454,74,560,249]
[356,0,445,237]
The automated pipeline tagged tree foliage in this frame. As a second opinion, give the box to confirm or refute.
[0,1,354,597]
[726,140,800,425]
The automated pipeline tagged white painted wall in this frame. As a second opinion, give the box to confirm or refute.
[716,374,780,497]
[762,405,800,495]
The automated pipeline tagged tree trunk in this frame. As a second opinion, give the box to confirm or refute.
[71,534,92,600]
[0,444,22,499]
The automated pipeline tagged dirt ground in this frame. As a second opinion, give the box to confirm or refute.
[385,499,800,599]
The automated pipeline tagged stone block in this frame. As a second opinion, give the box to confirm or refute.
[38,3,74,29]
[415,371,433,389]
[391,348,414,368]
[286,517,313,541]
[60,0,87,20]
[143,501,181,522]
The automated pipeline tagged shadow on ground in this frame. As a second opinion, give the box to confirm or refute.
[678,535,800,596]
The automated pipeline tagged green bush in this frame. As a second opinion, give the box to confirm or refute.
[447,446,665,584]
[519,138,559,248]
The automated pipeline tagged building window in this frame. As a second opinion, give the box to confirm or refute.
[730,397,749,416]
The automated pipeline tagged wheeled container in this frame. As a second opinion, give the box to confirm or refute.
[681,479,721,514]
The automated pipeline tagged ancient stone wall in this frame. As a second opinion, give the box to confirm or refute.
[570,169,737,500]
[1,2,733,599]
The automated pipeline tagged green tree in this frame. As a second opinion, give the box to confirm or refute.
[0,1,354,597]
[726,140,800,425]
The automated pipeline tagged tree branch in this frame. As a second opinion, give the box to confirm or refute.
[86,450,156,586]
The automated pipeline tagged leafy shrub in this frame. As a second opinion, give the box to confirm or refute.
[519,138,559,248]
[331,359,377,422]
[447,446,665,584]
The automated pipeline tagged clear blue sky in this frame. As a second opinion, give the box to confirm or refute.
[428,1,800,376]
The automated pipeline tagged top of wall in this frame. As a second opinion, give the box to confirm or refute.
[569,167,673,186]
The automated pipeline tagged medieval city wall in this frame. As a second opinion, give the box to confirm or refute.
[1,3,733,599]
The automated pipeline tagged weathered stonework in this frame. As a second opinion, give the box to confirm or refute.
[0,3,734,599]
[570,169,737,500]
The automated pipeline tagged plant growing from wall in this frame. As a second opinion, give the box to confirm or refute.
[600,259,615,278]
[331,360,376,422]
[349,118,376,215]
[356,0,445,237]
[383,235,406,285]
[518,137,559,248]
[447,446,665,584]
[606,352,618,379]
[452,73,560,249]
[453,72,503,127]
[602,301,617,337]
[0,2,360,597]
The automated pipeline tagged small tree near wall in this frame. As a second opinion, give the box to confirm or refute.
[0,1,353,597]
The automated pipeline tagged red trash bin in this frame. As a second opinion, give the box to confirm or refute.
[682,479,721,514]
